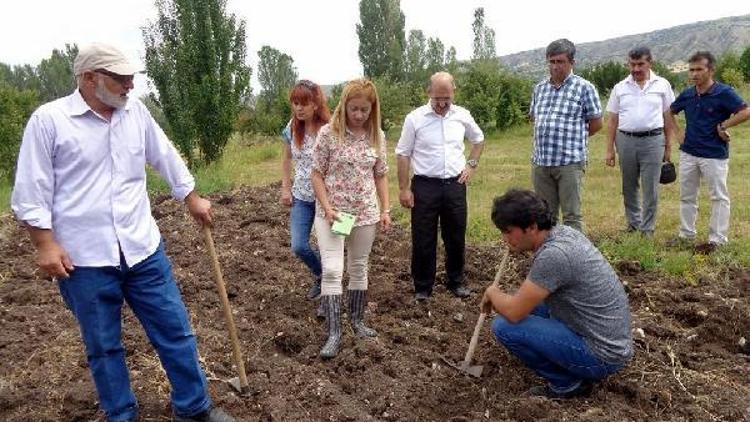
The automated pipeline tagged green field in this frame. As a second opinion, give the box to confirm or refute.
[4,104,750,280]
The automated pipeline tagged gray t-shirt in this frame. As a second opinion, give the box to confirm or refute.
[529,225,633,364]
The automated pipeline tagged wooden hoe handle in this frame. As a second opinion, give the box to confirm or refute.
[203,225,249,390]
[462,249,510,368]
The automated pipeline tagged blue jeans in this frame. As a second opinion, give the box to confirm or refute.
[491,305,625,393]
[57,242,211,421]
[290,198,322,279]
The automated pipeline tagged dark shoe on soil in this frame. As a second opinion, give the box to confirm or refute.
[173,407,235,422]
[526,381,593,400]
[694,241,719,254]
[448,285,471,298]
[306,278,322,300]
[348,289,377,337]
[414,291,431,302]
[320,294,342,359]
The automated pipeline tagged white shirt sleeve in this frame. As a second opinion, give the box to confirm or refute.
[606,84,620,114]
[395,113,416,157]
[141,104,195,201]
[662,81,676,112]
[11,112,55,229]
[462,110,485,144]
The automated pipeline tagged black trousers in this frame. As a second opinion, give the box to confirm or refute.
[411,175,467,293]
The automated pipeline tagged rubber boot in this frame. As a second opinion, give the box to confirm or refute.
[319,295,342,359]
[348,289,377,337]
[315,299,326,320]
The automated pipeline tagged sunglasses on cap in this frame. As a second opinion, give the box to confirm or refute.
[93,69,134,86]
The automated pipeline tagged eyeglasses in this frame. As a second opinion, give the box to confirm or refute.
[94,69,134,86]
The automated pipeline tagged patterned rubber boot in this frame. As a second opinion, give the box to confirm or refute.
[319,295,342,359]
[349,289,377,338]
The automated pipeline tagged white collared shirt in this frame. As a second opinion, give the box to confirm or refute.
[395,103,484,178]
[606,71,675,132]
[11,90,195,267]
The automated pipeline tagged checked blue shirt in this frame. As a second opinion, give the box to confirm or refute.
[530,74,602,166]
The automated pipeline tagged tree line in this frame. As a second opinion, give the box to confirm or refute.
[3,0,750,177]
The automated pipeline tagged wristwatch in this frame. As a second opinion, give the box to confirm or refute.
[467,158,479,168]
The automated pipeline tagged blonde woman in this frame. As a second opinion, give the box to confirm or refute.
[311,79,391,359]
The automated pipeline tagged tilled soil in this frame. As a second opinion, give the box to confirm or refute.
[1,184,749,421]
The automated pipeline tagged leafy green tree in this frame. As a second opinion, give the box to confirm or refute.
[143,0,251,166]
[715,52,741,87]
[651,61,684,91]
[577,61,628,96]
[404,30,427,83]
[719,67,745,89]
[740,45,750,82]
[425,37,445,76]
[471,7,496,61]
[445,46,459,75]
[356,0,406,81]
[36,44,78,102]
[0,83,38,181]
[456,61,532,132]
[257,45,297,110]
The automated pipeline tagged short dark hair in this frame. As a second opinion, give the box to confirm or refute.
[491,189,556,232]
[628,46,652,62]
[689,51,716,70]
[546,39,576,61]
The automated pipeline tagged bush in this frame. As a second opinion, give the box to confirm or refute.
[455,60,533,132]
[0,83,38,181]
[719,67,746,89]
[577,61,628,96]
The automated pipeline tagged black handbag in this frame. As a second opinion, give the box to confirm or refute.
[660,161,676,184]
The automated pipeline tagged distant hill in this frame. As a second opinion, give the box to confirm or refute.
[500,14,750,79]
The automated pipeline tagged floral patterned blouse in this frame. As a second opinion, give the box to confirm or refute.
[282,123,316,202]
[312,123,388,227]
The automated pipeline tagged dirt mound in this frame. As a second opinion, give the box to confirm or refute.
[1,184,749,421]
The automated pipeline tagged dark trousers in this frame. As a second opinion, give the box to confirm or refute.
[411,175,467,294]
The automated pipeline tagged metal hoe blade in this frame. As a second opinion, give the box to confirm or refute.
[440,355,484,378]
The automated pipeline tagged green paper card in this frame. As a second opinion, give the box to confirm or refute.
[331,212,356,236]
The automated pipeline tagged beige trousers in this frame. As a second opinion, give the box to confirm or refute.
[314,217,377,296]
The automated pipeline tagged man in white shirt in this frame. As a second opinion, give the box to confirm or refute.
[606,46,675,236]
[11,44,233,422]
[396,72,484,301]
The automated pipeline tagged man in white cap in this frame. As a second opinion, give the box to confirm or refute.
[11,43,235,422]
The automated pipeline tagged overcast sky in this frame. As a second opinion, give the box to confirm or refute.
[1,0,748,96]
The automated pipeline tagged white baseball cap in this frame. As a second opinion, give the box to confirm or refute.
[73,43,140,76]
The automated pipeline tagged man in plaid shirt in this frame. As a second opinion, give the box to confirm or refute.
[530,39,603,232]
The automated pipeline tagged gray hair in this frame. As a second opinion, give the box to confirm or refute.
[545,39,576,61]
[429,71,456,90]
[628,46,652,62]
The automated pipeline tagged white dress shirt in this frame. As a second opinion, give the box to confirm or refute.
[11,90,195,267]
[607,72,675,132]
[395,103,484,178]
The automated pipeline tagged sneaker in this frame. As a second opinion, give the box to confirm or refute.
[526,381,593,399]
[694,241,719,254]
[448,285,471,298]
[414,291,431,302]
[173,407,235,422]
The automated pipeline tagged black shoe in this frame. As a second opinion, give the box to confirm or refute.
[414,291,431,302]
[448,285,471,298]
[526,381,593,400]
[306,279,322,300]
[173,407,235,422]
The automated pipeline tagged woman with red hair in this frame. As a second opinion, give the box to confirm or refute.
[281,80,331,301]
[311,78,391,359]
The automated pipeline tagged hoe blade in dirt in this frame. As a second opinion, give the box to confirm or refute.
[440,355,484,378]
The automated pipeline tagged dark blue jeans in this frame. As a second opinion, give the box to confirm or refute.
[491,305,626,393]
[57,242,211,421]
[290,198,322,280]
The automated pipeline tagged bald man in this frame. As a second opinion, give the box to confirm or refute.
[396,72,485,301]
